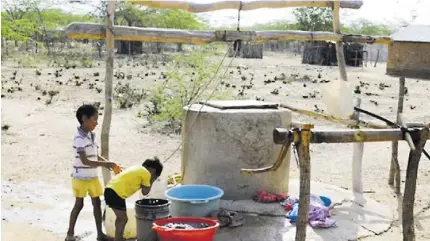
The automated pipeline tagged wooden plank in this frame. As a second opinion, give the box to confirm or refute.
[295,124,313,241]
[100,1,115,187]
[389,77,405,192]
[352,98,363,194]
[402,128,429,241]
[406,123,430,128]
[132,0,364,12]
[332,1,348,82]
[289,121,427,129]
[273,128,430,145]
[64,22,393,45]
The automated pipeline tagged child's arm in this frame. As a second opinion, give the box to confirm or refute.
[141,176,156,196]
[78,152,116,169]
[141,185,151,196]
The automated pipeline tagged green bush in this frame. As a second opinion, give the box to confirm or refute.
[17,54,39,68]
[145,51,233,132]
[114,82,147,109]
[49,51,94,68]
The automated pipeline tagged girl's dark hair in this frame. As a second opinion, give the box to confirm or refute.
[142,157,163,177]
[76,104,98,124]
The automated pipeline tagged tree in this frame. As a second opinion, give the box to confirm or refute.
[2,0,99,55]
[342,18,393,35]
[293,7,333,31]
[115,2,144,27]
[111,2,206,54]
[1,12,37,42]
[244,20,298,31]
[1,0,39,47]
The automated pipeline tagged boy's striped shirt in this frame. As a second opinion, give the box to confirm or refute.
[72,127,98,180]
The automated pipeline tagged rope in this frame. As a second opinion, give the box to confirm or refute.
[354,106,430,160]
[162,43,238,164]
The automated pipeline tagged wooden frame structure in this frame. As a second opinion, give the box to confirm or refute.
[65,22,392,45]
[63,1,421,241]
[272,125,429,241]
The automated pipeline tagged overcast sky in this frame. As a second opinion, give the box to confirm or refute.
[46,0,430,27]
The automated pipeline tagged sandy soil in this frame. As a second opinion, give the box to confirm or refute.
[1,52,429,241]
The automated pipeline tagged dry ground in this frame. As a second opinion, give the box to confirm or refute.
[1,51,429,241]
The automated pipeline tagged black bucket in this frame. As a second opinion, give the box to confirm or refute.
[135,199,170,241]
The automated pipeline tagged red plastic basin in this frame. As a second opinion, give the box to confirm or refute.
[152,217,219,241]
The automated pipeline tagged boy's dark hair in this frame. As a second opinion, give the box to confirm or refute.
[76,104,98,124]
[142,157,163,177]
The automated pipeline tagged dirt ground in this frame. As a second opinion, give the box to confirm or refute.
[1,51,429,241]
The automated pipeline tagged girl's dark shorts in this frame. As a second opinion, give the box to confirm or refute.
[104,188,126,211]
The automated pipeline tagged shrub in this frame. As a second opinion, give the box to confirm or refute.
[114,82,147,109]
[145,50,232,133]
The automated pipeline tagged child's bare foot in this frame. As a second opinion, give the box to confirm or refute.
[97,233,113,241]
[65,234,76,241]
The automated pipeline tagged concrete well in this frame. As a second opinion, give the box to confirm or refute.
[181,100,292,200]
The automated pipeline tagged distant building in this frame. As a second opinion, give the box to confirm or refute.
[301,41,365,67]
[387,25,430,80]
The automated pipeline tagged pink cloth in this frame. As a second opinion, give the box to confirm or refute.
[308,204,337,228]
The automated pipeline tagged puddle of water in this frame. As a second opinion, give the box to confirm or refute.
[1,180,105,241]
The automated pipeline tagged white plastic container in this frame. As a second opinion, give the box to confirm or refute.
[321,79,354,119]
[105,204,137,239]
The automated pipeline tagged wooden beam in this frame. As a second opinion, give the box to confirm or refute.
[132,0,364,12]
[273,128,430,145]
[100,1,115,187]
[295,124,313,241]
[389,78,405,192]
[402,128,429,241]
[64,22,392,45]
[405,123,430,128]
[290,120,428,129]
[352,98,363,194]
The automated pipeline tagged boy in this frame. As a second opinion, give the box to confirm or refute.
[104,157,163,241]
[66,104,117,241]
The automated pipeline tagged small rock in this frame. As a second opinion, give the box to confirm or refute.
[270,89,279,95]
[370,100,378,106]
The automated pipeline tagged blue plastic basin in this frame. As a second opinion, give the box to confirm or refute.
[165,185,224,217]
[166,185,224,203]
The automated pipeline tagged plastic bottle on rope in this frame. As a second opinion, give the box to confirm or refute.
[321,78,354,119]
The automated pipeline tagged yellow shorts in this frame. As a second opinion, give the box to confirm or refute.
[72,178,103,198]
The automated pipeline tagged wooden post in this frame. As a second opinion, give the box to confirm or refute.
[100,0,115,186]
[332,1,348,82]
[402,127,429,241]
[352,98,363,194]
[374,49,380,67]
[389,77,405,193]
[295,124,313,241]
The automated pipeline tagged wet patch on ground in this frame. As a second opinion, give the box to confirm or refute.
[2,180,101,241]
